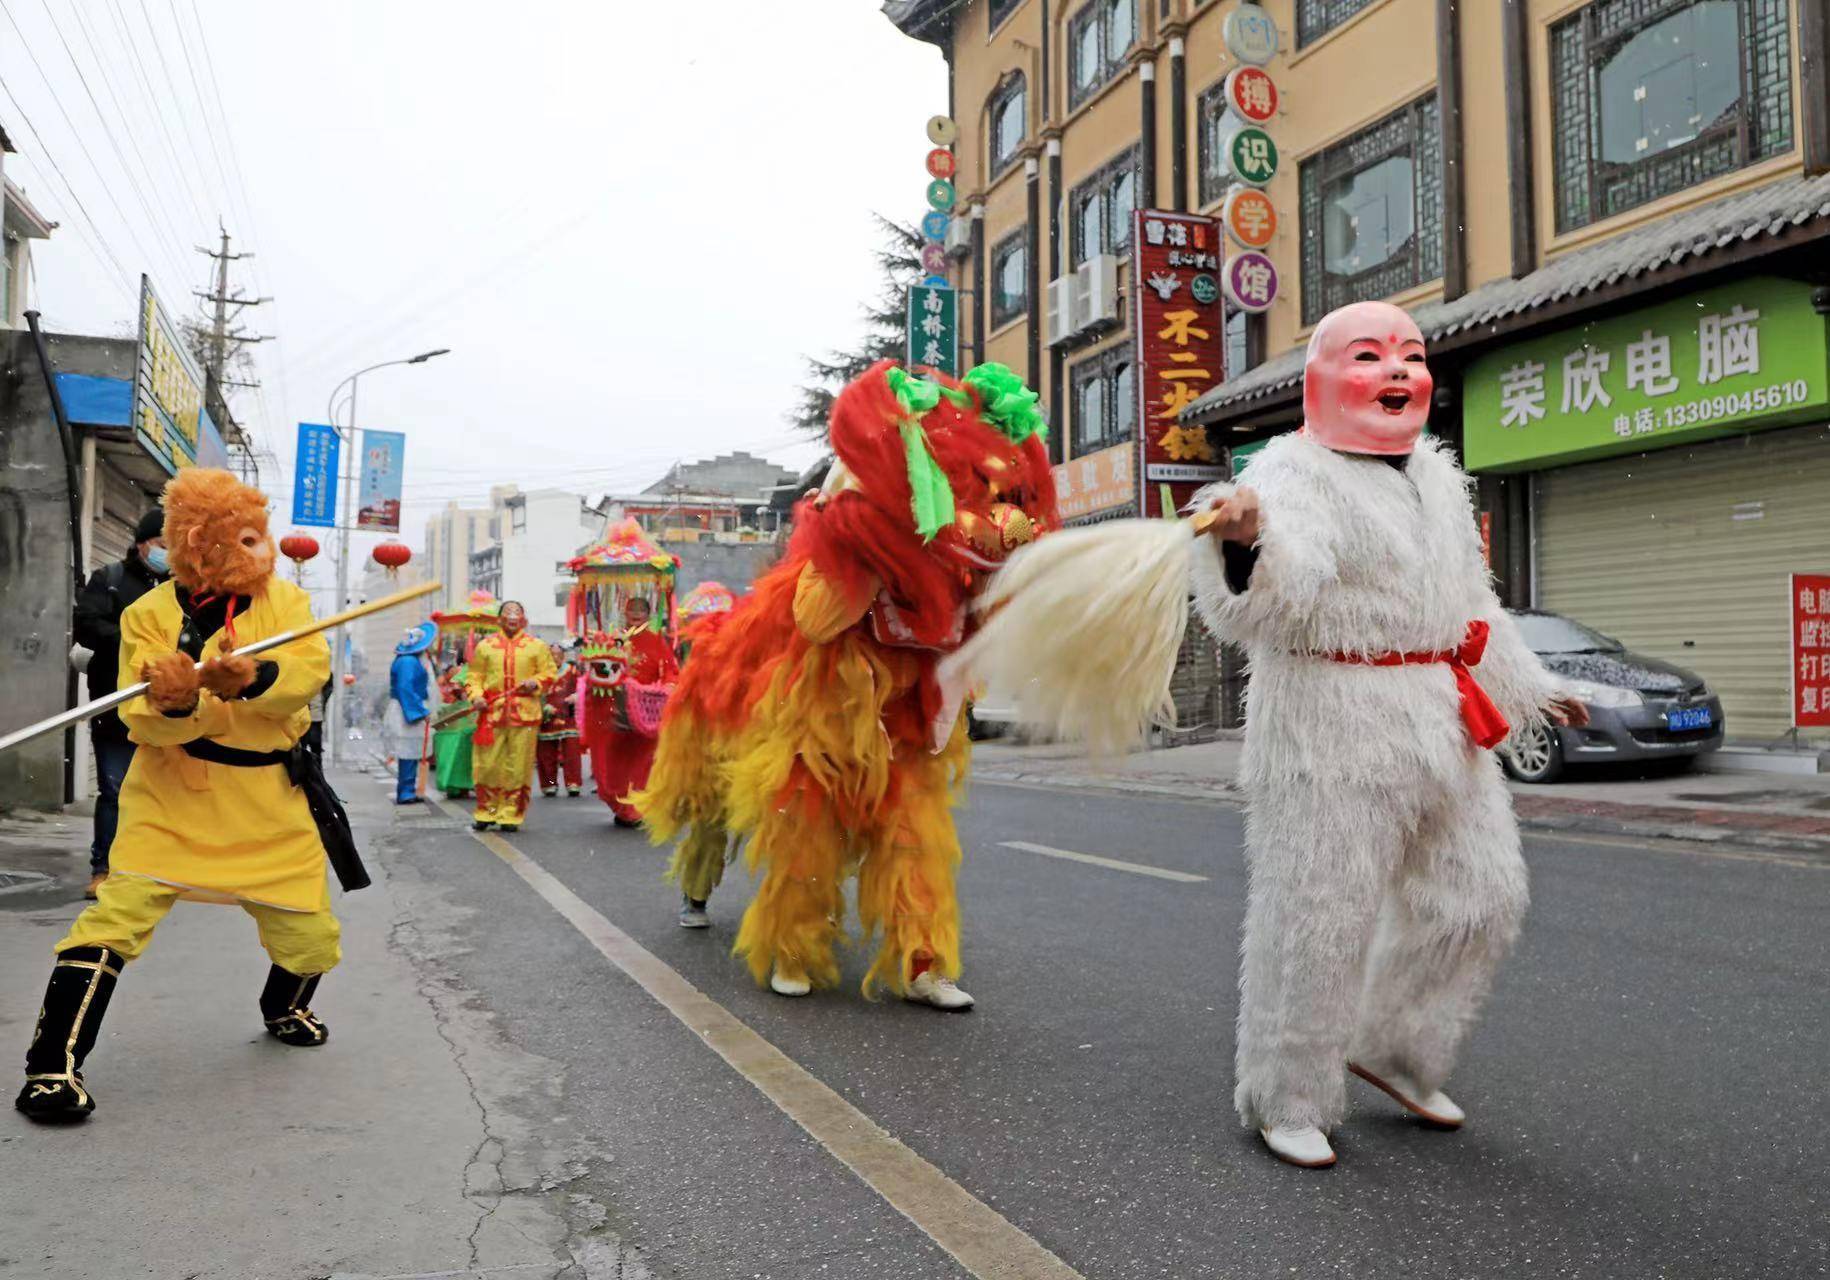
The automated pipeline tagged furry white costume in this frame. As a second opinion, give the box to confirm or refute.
[1188,303,1567,1166]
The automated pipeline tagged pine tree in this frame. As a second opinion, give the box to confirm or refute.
[790,215,923,439]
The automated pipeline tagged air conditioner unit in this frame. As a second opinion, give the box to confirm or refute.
[1046,276,1078,347]
[943,217,973,260]
[1077,255,1121,330]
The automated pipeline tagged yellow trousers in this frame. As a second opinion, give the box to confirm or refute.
[472,725,537,826]
[58,872,342,975]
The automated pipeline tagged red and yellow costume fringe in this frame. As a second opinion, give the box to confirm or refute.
[636,361,1057,997]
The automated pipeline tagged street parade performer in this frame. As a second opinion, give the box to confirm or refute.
[536,642,584,799]
[16,467,363,1123]
[591,596,678,826]
[946,302,1584,1166]
[465,601,556,832]
[385,621,436,804]
[636,361,1058,1008]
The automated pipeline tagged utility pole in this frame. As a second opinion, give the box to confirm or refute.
[195,225,271,482]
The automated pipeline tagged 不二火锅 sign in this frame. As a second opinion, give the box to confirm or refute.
[1133,210,1227,519]
[1465,277,1830,472]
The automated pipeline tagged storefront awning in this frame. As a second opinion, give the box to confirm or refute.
[1184,169,1830,430]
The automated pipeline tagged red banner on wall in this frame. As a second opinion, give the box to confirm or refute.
[1132,210,1228,519]
[1792,573,1830,728]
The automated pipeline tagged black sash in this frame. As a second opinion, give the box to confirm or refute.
[179,740,371,893]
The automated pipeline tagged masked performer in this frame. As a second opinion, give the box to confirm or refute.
[16,468,354,1123]
[465,601,556,832]
[385,622,435,804]
[638,362,1057,1007]
[593,598,678,827]
[537,644,584,798]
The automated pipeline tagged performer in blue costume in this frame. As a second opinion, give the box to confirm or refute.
[386,622,435,804]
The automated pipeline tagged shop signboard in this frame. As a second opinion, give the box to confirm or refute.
[1465,277,1830,472]
[1134,210,1226,518]
[1052,442,1135,522]
[1223,3,1280,65]
[133,275,208,475]
[1792,573,1830,729]
[905,282,959,376]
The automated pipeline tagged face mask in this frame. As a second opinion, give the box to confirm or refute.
[145,546,170,575]
[1301,301,1433,456]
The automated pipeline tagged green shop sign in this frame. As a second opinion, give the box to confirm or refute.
[1464,276,1829,472]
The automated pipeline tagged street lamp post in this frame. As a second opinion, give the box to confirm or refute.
[327,348,449,764]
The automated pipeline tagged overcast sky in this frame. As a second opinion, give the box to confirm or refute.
[3,0,944,556]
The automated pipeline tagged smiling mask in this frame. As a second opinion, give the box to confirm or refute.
[1300,300,1434,456]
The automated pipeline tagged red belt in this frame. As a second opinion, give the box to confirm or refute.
[1322,620,1509,751]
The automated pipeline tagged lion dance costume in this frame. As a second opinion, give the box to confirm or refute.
[638,361,1057,1007]
[17,469,354,1123]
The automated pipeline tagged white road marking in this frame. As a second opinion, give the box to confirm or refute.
[432,800,1085,1280]
[998,840,1209,883]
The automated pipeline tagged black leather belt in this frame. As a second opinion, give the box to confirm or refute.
[181,740,288,768]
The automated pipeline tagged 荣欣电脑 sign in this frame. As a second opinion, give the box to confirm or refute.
[1464,277,1830,472]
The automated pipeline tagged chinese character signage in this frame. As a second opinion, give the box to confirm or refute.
[356,428,405,532]
[906,282,959,376]
[1224,66,1278,124]
[1134,210,1228,518]
[133,275,210,476]
[1223,251,1278,313]
[292,422,341,528]
[1223,3,1280,64]
[1465,277,1830,472]
[1224,125,1278,187]
[1222,187,1276,250]
[1793,574,1830,729]
[1052,442,1136,522]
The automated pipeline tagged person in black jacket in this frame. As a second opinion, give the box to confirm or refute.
[73,509,169,897]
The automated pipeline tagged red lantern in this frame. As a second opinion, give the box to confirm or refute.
[279,533,320,583]
[342,673,357,686]
[372,542,412,578]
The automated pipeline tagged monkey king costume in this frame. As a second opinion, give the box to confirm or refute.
[1190,303,1567,1168]
[465,606,557,831]
[17,469,360,1123]
[638,361,1057,1008]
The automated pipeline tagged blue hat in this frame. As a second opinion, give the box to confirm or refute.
[395,622,437,656]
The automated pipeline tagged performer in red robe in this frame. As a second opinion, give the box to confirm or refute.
[592,597,678,827]
[536,645,584,797]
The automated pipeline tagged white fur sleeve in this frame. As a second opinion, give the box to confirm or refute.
[1474,606,1564,744]
[1187,474,1340,650]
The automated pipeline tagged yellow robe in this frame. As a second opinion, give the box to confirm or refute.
[107,578,333,913]
[465,631,557,825]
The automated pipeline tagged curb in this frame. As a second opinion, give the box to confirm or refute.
[973,767,1830,862]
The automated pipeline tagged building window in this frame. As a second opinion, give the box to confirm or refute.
[1195,80,1232,209]
[510,503,527,534]
[1551,0,1792,234]
[1067,0,1136,109]
[990,231,1028,328]
[1070,345,1136,456]
[989,73,1028,176]
[990,0,1023,32]
[1298,94,1441,326]
[1297,0,1378,48]
[1224,307,1248,380]
[1069,147,1139,267]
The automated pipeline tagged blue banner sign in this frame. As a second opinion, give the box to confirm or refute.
[357,429,405,533]
[292,423,341,528]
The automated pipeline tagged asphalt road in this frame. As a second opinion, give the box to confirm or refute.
[382,774,1829,1280]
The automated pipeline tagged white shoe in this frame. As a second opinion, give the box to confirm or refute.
[904,971,975,1011]
[1260,1124,1336,1168]
[677,899,709,929]
[1348,1062,1466,1128]
[769,966,811,997]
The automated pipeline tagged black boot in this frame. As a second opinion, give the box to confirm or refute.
[16,946,124,1123]
[259,965,329,1047]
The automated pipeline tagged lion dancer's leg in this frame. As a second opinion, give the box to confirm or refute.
[856,748,973,1011]
[735,776,848,997]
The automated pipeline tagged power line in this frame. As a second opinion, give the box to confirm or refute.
[0,0,189,292]
[100,0,214,230]
[162,0,235,225]
[0,72,137,288]
[129,0,228,217]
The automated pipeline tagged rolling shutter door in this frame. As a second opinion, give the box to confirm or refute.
[1534,423,1830,744]
[90,463,143,571]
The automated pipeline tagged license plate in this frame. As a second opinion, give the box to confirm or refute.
[1668,706,1712,731]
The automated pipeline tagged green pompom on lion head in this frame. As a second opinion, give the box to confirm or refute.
[964,364,1047,446]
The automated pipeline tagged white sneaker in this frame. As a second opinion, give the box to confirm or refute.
[1260,1124,1336,1168]
[769,966,811,997]
[677,900,709,929]
[1348,1062,1466,1129]
[905,971,975,1011]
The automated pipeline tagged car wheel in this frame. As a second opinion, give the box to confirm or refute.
[1503,721,1564,784]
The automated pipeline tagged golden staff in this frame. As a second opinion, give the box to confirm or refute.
[0,581,443,756]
